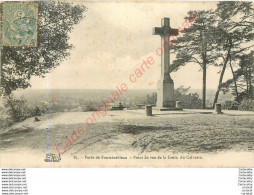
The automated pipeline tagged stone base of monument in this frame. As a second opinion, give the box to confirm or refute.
[154,100,183,111]
[154,106,183,111]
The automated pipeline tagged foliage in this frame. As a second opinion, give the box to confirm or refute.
[174,86,203,109]
[82,100,101,112]
[221,52,254,102]
[145,92,157,104]
[0,104,14,129]
[222,100,239,110]
[238,98,254,111]
[144,87,203,109]
[1,1,87,95]
[221,98,254,111]
[233,51,254,101]
[172,2,253,108]
[3,95,41,122]
[171,10,216,72]
[171,10,217,109]
[212,2,254,106]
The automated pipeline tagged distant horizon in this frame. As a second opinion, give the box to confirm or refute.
[18,88,217,91]
[13,87,233,106]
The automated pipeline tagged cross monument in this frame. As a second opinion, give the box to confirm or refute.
[153,18,179,110]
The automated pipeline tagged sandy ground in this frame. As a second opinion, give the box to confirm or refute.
[0,109,254,167]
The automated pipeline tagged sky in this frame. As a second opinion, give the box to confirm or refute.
[30,1,233,90]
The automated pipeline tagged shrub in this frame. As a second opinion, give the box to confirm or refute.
[31,106,42,116]
[82,101,101,112]
[146,92,157,104]
[175,86,203,109]
[222,100,239,110]
[3,95,41,122]
[238,98,254,111]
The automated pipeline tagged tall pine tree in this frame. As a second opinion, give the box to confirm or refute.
[171,10,216,109]
[212,1,254,107]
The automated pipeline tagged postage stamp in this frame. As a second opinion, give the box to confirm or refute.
[2,2,38,47]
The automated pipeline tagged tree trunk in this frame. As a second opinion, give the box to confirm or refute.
[0,47,3,90]
[246,67,249,94]
[201,33,207,110]
[202,61,206,109]
[229,55,239,100]
[248,65,252,95]
[0,10,2,90]
[213,48,231,108]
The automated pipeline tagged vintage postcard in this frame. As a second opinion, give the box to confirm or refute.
[0,1,253,168]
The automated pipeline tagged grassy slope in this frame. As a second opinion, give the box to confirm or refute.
[0,112,253,155]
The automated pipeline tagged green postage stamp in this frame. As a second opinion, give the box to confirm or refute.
[2,2,38,47]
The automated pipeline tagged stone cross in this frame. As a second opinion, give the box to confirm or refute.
[153,18,178,82]
[153,18,178,109]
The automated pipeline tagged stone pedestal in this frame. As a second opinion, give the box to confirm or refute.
[176,101,182,109]
[145,105,153,116]
[215,103,223,114]
[156,78,175,108]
